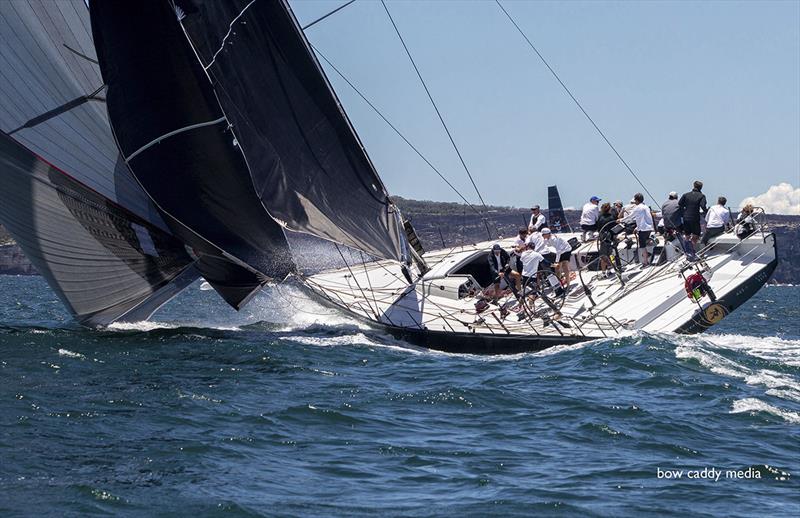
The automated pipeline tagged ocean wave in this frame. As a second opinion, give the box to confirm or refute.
[106,321,241,333]
[730,398,800,424]
[680,333,800,367]
[675,343,800,401]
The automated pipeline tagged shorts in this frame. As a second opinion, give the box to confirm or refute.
[637,231,652,248]
[580,224,598,232]
[558,251,572,262]
[683,220,701,237]
[599,240,614,257]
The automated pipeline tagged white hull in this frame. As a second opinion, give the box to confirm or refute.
[303,232,777,354]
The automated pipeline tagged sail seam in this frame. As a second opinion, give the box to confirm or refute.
[124,116,226,163]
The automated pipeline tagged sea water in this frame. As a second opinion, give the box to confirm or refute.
[0,276,797,516]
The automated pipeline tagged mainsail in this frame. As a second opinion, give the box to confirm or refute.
[0,0,198,326]
[174,0,406,261]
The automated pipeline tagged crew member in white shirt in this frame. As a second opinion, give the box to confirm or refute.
[701,196,730,245]
[541,228,573,286]
[513,228,528,249]
[528,205,547,232]
[621,193,655,266]
[524,228,545,253]
[519,243,547,287]
[579,196,601,241]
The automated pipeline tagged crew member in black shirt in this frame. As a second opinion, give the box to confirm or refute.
[678,180,708,245]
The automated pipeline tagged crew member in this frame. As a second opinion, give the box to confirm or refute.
[541,228,572,285]
[611,200,624,219]
[621,193,655,266]
[735,204,756,240]
[487,244,519,296]
[579,196,601,241]
[661,191,682,232]
[679,180,708,245]
[529,205,547,232]
[701,196,730,245]
[519,243,547,290]
[514,228,528,249]
[596,202,618,274]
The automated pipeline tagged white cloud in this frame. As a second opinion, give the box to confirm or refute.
[739,183,800,215]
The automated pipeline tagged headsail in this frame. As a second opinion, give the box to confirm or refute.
[174,0,406,261]
[0,0,198,326]
[90,0,295,308]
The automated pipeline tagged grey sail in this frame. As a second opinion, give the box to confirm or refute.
[174,0,406,261]
[0,0,199,326]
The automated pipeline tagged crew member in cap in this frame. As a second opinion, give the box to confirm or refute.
[487,243,519,297]
[528,205,547,232]
[579,195,602,241]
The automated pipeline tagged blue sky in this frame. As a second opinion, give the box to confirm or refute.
[290,0,800,210]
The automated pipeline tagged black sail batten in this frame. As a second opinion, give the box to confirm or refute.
[0,0,202,325]
[0,132,199,326]
[174,0,405,261]
[90,0,295,308]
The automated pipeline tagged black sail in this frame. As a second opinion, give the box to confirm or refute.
[0,0,198,326]
[547,185,570,232]
[90,0,295,308]
[174,0,405,261]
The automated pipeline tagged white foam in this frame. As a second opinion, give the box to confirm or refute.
[683,334,800,367]
[107,321,180,332]
[675,346,747,378]
[730,398,800,424]
[106,321,240,332]
[675,338,800,405]
[57,348,85,359]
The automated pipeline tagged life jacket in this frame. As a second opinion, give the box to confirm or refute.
[684,273,709,301]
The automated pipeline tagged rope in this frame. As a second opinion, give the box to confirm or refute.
[380,0,495,238]
[334,243,380,319]
[495,0,657,203]
[311,45,484,218]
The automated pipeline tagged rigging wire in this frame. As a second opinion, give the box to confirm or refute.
[494,0,657,203]
[310,44,483,218]
[380,0,495,239]
[301,0,357,31]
